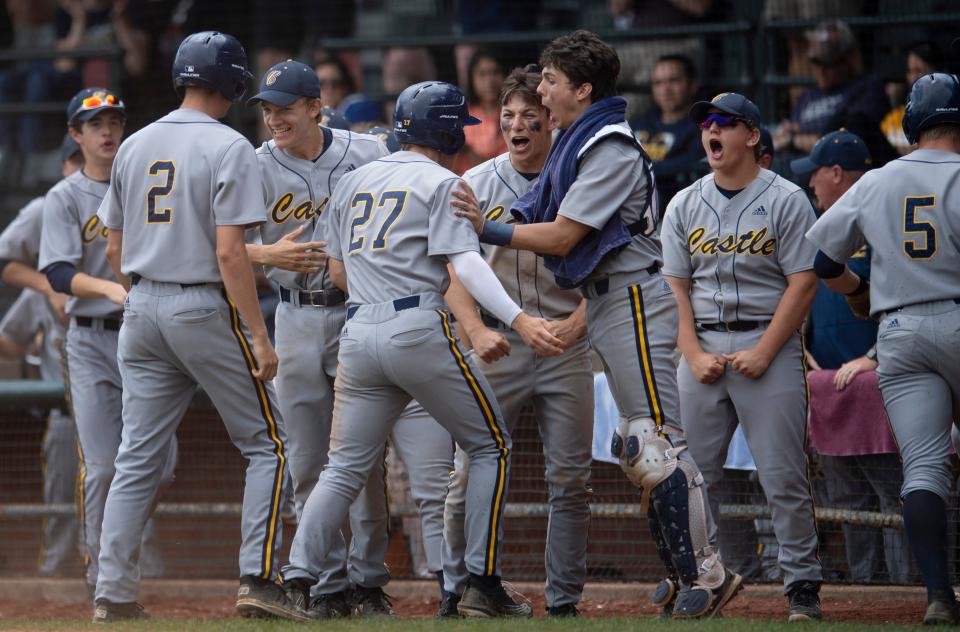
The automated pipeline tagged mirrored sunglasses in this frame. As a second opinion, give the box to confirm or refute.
[700,113,742,129]
[80,93,121,111]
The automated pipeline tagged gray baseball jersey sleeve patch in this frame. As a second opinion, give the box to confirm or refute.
[327,151,480,305]
[806,148,960,315]
[463,153,581,319]
[257,130,388,291]
[555,136,662,282]
[0,196,44,264]
[661,169,817,322]
[97,108,266,284]
[40,171,117,317]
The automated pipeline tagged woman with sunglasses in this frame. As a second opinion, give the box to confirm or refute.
[661,92,824,622]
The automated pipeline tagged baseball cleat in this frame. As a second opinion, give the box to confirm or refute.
[547,603,581,617]
[436,592,461,618]
[458,576,533,618]
[673,569,743,619]
[235,575,311,621]
[92,599,150,623]
[923,595,959,626]
[786,581,822,622]
[352,586,394,617]
[311,589,353,619]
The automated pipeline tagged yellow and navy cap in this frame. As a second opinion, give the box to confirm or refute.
[790,129,872,175]
[67,87,125,125]
[247,60,321,107]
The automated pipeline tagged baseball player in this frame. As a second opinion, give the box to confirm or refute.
[442,65,594,618]
[244,60,454,617]
[276,80,563,621]
[0,134,80,576]
[806,72,960,626]
[38,88,176,600]
[661,92,823,621]
[454,31,741,619]
[92,31,299,622]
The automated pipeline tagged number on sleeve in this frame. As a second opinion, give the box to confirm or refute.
[903,195,937,260]
[147,161,176,224]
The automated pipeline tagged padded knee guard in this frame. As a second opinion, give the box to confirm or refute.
[610,416,679,490]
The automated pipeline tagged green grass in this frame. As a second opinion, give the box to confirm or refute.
[0,619,922,631]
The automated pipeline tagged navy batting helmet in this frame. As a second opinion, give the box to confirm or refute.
[393,82,480,155]
[172,31,253,102]
[902,72,960,144]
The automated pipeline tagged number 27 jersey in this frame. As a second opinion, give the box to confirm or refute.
[805,148,960,315]
[97,108,266,284]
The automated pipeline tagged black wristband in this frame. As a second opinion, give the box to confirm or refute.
[846,275,869,296]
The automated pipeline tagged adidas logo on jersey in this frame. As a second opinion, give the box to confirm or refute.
[344,163,357,172]
[752,206,768,216]
[887,318,900,329]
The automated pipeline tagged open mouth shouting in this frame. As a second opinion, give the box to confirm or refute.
[708,138,724,161]
[511,134,531,152]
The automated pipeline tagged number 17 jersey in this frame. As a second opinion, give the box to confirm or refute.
[97,108,266,283]
[805,148,960,316]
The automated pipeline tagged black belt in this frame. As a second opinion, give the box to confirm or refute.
[697,320,771,333]
[346,295,421,320]
[580,264,660,298]
[130,273,212,290]
[480,312,509,330]
[279,286,346,308]
[75,316,122,331]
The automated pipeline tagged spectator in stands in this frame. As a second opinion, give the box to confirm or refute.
[630,54,704,212]
[314,54,356,110]
[773,20,889,162]
[881,41,944,154]
[452,49,507,174]
[792,130,914,584]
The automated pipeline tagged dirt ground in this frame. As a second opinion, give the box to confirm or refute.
[0,581,928,625]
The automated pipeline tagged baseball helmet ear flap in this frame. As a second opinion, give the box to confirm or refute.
[393,81,481,155]
[903,72,960,145]
[172,31,254,103]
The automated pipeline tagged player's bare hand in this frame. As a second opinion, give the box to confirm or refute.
[451,180,484,234]
[689,351,727,384]
[723,347,773,379]
[833,356,877,391]
[511,313,564,357]
[250,334,279,381]
[552,314,587,351]
[104,282,128,306]
[471,327,511,363]
[265,224,327,273]
[45,290,69,326]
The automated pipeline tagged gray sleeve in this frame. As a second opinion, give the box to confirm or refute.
[804,182,866,263]
[38,186,81,270]
[0,292,42,347]
[98,152,125,230]
[558,139,642,229]
[776,189,819,275]
[427,178,480,257]
[0,198,44,264]
[660,196,692,278]
[321,197,344,261]
[214,139,269,226]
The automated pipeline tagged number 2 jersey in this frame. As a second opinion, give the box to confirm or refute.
[97,108,266,283]
[805,148,960,316]
[321,150,480,306]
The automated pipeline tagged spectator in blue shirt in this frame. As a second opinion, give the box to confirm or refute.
[630,54,705,212]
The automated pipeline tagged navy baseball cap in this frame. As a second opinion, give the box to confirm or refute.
[343,97,382,125]
[689,92,761,127]
[759,126,774,158]
[247,60,320,107]
[59,133,81,163]
[321,107,350,130]
[67,87,125,125]
[790,129,872,175]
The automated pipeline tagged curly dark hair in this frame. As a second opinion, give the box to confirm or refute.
[539,30,620,102]
[499,64,543,108]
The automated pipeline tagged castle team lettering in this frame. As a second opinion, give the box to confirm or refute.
[687,226,776,257]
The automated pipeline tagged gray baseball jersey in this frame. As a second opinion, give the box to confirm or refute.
[463,154,581,319]
[98,108,265,282]
[662,169,818,322]
[93,107,287,604]
[806,149,960,317]
[0,196,44,265]
[556,130,661,283]
[256,130,387,291]
[322,151,480,299]
[0,289,63,381]
[39,171,116,317]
